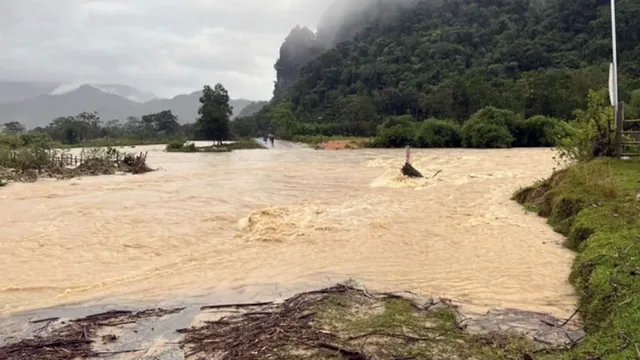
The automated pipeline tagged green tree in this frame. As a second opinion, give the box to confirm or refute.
[268,100,297,138]
[141,110,181,136]
[338,95,379,136]
[515,115,566,147]
[372,115,417,147]
[414,119,462,147]
[2,121,25,134]
[461,107,519,148]
[195,84,233,145]
[556,90,615,162]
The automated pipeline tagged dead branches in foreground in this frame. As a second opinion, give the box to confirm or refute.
[179,283,585,360]
[180,285,349,359]
[179,284,463,360]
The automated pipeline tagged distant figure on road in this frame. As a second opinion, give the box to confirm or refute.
[263,135,268,143]
[268,133,275,147]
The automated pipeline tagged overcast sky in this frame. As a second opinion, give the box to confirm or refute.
[0,0,329,100]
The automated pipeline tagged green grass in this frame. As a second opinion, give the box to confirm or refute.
[513,157,640,359]
[313,293,537,359]
[165,138,265,152]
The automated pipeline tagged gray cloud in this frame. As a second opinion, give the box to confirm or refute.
[0,0,330,99]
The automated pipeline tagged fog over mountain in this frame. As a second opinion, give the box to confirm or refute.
[0,0,400,128]
[0,81,253,128]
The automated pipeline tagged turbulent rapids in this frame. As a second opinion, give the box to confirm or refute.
[0,143,575,318]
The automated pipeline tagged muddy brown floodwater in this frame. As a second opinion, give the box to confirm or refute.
[0,143,576,318]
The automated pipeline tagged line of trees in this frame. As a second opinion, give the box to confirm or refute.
[1,83,236,146]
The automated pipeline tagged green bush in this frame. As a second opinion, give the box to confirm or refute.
[0,132,56,172]
[414,119,461,147]
[165,141,196,152]
[514,115,567,147]
[461,106,518,148]
[372,115,417,147]
[556,89,615,163]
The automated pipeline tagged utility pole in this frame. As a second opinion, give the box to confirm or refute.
[611,0,618,107]
[610,0,623,157]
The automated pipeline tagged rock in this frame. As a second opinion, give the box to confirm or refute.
[460,308,585,348]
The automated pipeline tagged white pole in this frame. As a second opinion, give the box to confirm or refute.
[611,0,618,106]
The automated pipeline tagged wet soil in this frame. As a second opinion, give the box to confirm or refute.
[0,282,584,360]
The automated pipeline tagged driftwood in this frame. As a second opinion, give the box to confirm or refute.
[180,285,353,359]
[401,162,423,177]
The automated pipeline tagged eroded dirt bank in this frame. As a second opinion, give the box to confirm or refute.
[0,282,584,360]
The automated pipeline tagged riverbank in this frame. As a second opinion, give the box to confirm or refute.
[0,281,583,360]
[514,157,640,359]
[288,135,372,149]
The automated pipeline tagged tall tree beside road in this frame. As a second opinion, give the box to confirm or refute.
[195,84,233,145]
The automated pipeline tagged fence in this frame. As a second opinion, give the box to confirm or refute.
[5,150,123,167]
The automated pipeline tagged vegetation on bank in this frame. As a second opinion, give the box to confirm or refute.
[0,132,153,186]
[512,90,640,358]
[514,160,640,359]
[165,138,265,152]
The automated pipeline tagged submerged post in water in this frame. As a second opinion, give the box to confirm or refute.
[401,145,423,177]
[405,145,411,164]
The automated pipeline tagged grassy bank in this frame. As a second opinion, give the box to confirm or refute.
[513,158,640,359]
[165,138,265,152]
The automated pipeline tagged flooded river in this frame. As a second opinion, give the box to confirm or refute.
[0,143,575,317]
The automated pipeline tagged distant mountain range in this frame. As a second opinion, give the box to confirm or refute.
[0,81,258,128]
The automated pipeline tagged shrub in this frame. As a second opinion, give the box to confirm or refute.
[372,115,417,147]
[515,115,567,147]
[556,89,615,163]
[461,106,518,148]
[165,141,196,152]
[0,133,56,172]
[414,119,462,147]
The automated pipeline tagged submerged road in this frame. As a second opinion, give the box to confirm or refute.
[253,138,304,149]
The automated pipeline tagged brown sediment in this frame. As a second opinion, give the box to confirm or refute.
[315,139,368,150]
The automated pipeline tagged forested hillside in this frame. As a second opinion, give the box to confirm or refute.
[233,0,640,146]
